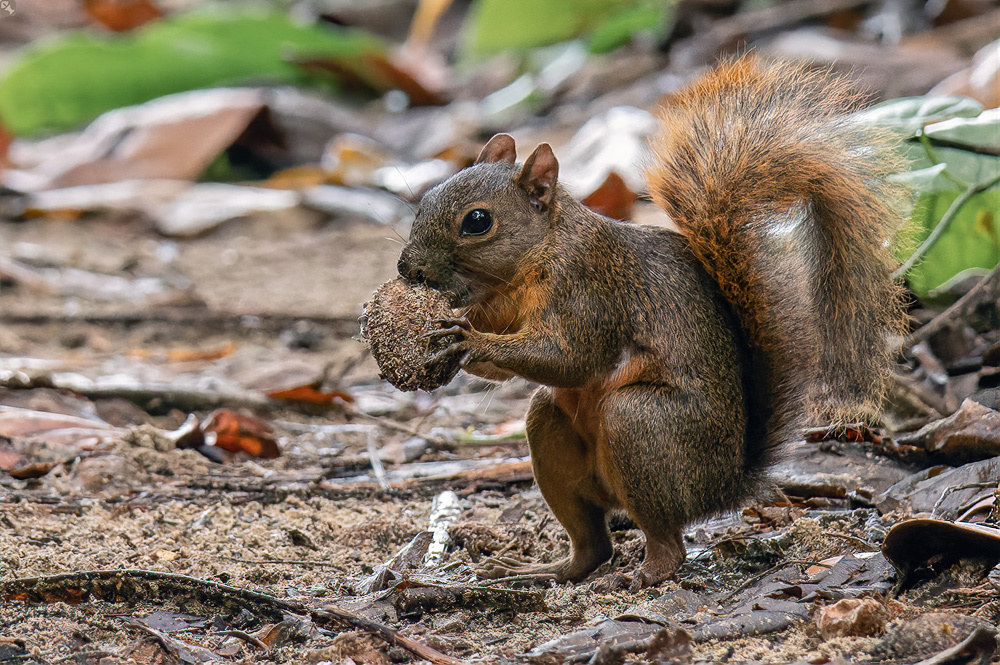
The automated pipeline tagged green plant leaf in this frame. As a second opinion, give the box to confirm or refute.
[588,4,669,54]
[890,164,951,205]
[903,188,1000,300]
[922,108,1000,149]
[462,0,668,57]
[855,96,983,136]
[0,9,384,137]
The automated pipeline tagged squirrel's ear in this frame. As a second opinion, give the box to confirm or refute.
[518,143,559,212]
[476,134,517,164]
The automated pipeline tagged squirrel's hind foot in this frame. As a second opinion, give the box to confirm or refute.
[476,552,607,585]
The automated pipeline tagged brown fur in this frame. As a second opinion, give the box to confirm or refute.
[396,56,906,588]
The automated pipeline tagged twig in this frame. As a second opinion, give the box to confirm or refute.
[0,372,277,413]
[0,308,361,336]
[221,629,271,653]
[314,604,470,665]
[225,557,345,569]
[2,569,304,620]
[366,428,390,491]
[347,405,457,452]
[125,619,221,662]
[894,173,1000,280]
[906,263,1000,347]
[822,531,879,552]
[931,482,996,518]
[424,490,461,567]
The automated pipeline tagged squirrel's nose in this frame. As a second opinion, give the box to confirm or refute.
[397,256,426,284]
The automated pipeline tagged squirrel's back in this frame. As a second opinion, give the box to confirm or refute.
[648,57,906,457]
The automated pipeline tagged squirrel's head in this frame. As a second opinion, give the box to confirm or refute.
[397,133,559,307]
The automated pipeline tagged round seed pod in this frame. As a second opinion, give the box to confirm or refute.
[360,278,462,392]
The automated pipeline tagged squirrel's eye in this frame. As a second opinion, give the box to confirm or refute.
[460,208,493,236]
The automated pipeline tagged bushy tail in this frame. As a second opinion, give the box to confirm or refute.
[647,56,906,459]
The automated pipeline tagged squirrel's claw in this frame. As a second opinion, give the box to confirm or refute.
[423,316,472,341]
[423,325,465,341]
[427,344,472,368]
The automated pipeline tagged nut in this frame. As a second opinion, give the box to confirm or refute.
[361,278,461,391]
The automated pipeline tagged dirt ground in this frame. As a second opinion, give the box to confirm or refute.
[1,186,998,664]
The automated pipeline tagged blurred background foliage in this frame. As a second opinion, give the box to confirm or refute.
[0,0,997,301]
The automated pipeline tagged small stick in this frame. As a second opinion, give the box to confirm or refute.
[906,263,1000,347]
[347,405,457,452]
[2,569,304,619]
[221,629,271,653]
[314,604,470,665]
[366,428,390,490]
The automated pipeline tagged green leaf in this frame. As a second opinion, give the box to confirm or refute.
[854,96,983,136]
[890,164,950,193]
[922,108,1000,149]
[902,187,1000,300]
[462,0,669,57]
[0,9,384,137]
[914,145,1000,189]
[588,4,669,54]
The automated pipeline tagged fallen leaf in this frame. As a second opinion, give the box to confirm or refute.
[4,89,267,191]
[0,406,120,448]
[816,598,890,639]
[263,165,330,190]
[267,385,355,406]
[84,0,162,32]
[582,171,636,221]
[128,342,238,364]
[8,460,64,480]
[151,183,300,237]
[896,399,1000,463]
[202,409,280,459]
[150,549,179,562]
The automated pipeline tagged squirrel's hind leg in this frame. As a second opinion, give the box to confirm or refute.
[597,384,745,588]
[479,387,614,583]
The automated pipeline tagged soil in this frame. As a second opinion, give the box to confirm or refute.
[0,207,997,664]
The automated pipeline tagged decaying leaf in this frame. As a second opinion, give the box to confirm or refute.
[266,385,355,406]
[84,0,162,32]
[4,88,269,191]
[882,518,1000,589]
[816,598,891,639]
[895,399,1000,463]
[0,405,120,449]
[582,171,636,221]
[202,409,280,459]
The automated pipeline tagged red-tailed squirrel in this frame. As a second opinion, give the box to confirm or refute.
[396,56,906,588]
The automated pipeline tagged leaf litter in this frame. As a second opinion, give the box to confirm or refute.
[2,2,1000,663]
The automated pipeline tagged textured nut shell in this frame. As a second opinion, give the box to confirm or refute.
[361,278,461,392]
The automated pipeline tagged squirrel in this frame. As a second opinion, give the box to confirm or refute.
[395,56,906,588]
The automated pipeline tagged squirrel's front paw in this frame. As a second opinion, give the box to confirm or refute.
[424,317,481,367]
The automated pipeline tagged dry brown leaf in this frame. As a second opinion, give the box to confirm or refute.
[0,406,120,448]
[266,385,354,406]
[582,171,637,221]
[84,0,162,31]
[202,409,280,459]
[128,341,238,364]
[5,88,267,191]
